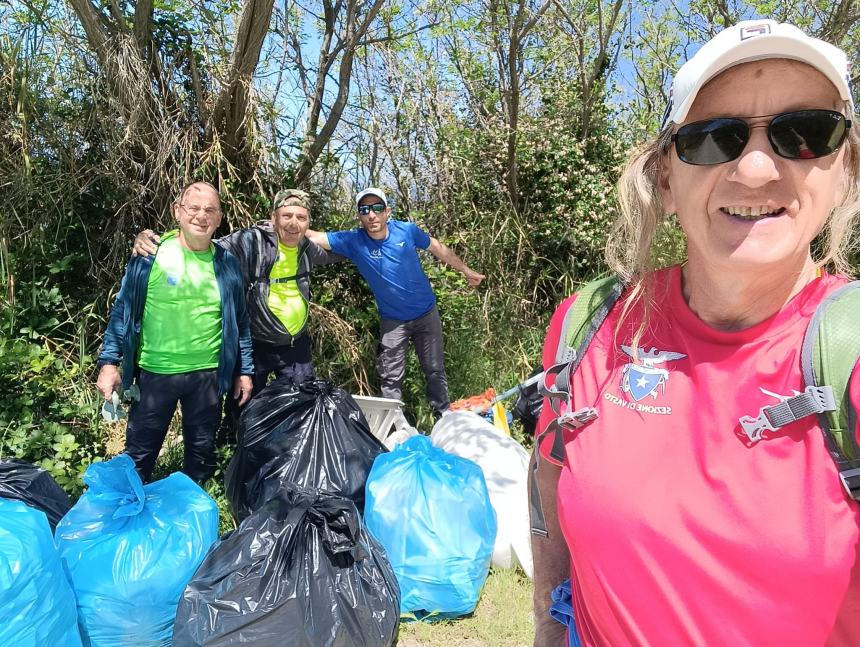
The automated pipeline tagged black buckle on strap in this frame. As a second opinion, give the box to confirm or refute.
[840,467,860,501]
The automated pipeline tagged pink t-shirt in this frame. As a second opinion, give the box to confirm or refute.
[537,266,860,646]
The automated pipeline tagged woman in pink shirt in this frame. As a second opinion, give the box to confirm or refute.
[531,21,860,646]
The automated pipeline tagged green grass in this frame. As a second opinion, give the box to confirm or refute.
[397,567,534,647]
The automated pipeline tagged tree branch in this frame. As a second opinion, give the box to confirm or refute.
[133,0,153,56]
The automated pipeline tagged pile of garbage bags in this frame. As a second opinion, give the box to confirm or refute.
[182,377,400,645]
[0,378,535,642]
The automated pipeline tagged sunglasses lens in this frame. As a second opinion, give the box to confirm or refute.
[769,110,848,159]
[358,203,385,215]
[675,118,749,165]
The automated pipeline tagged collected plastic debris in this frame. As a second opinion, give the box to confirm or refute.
[0,458,72,530]
[383,423,420,450]
[449,388,512,435]
[0,498,82,647]
[55,454,219,647]
[173,483,400,647]
[431,411,533,577]
[364,434,496,620]
[225,378,386,521]
[511,367,544,438]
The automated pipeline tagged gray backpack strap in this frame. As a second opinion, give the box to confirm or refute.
[530,276,624,537]
[544,276,624,423]
[802,281,860,499]
[737,280,860,501]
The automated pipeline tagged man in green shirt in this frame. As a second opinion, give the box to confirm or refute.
[97,182,254,482]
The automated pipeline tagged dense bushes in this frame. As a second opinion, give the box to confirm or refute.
[0,280,104,497]
[0,53,629,482]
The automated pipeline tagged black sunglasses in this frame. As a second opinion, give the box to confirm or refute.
[358,203,386,216]
[672,109,851,166]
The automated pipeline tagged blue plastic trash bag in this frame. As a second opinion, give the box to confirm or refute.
[364,434,496,620]
[55,454,219,647]
[0,499,82,647]
[550,579,583,647]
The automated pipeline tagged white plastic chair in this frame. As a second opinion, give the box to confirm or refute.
[351,395,411,442]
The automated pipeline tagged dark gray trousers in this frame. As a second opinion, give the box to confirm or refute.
[377,306,449,415]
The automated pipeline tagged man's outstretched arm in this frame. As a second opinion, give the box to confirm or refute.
[427,238,486,287]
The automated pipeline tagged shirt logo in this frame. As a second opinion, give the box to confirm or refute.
[370,249,383,258]
[619,345,687,401]
[397,241,406,247]
[167,276,179,286]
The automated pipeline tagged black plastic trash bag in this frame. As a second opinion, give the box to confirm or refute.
[225,378,386,521]
[0,458,72,530]
[173,484,401,647]
[512,366,544,438]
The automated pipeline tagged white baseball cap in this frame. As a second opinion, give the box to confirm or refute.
[355,187,388,207]
[663,20,853,126]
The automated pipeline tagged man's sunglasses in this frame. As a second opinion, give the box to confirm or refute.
[672,109,851,166]
[358,203,386,216]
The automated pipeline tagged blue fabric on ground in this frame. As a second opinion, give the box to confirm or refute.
[364,435,496,620]
[0,499,81,647]
[550,579,583,647]
[55,454,219,647]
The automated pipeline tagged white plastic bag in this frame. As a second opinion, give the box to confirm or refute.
[430,411,533,577]
[383,423,420,450]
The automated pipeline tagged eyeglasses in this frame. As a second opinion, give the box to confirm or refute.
[181,204,221,217]
[672,109,851,166]
[357,203,386,216]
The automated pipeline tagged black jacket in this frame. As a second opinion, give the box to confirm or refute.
[216,222,343,347]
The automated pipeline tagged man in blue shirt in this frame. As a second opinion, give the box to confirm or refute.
[306,188,484,416]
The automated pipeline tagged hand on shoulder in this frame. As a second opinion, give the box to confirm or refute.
[132,230,160,257]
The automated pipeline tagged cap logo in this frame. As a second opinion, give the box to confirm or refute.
[740,23,771,40]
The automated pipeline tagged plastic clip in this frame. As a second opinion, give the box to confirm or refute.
[739,385,836,443]
[840,467,860,502]
[558,407,598,431]
[738,411,775,443]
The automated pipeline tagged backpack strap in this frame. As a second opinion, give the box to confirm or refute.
[544,276,625,426]
[530,276,624,537]
[262,271,311,284]
[803,281,860,499]
[738,281,860,501]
